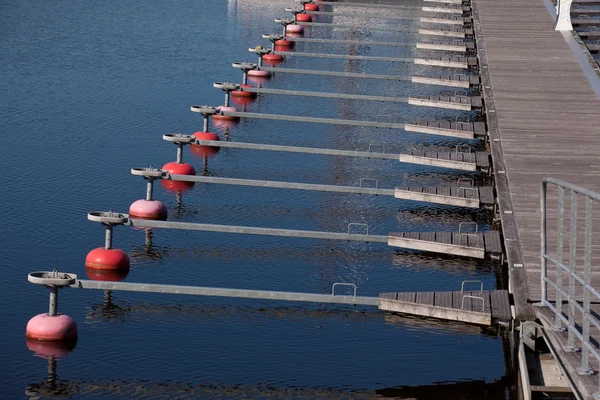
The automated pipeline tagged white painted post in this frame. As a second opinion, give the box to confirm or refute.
[554,0,573,31]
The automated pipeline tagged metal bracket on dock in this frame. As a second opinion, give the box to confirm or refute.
[461,295,485,312]
[348,223,369,235]
[457,178,476,198]
[461,279,483,293]
[332,283,357,297]
[368,143,386,154]
[359,178,379,189]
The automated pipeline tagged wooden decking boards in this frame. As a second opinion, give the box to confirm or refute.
[378,289,511,326]
[411,74,479,88]
[404,120,486,139]
[398,150,490,171]
[408,95,483,110]
[394,185,494,208]
[473,0,600,395]
[387,230,502,259]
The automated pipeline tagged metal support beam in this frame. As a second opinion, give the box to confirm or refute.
[191,139,400,160]
[281,37,413,47]
[259,66,412,81]
[218,111,405,130]
[238,87,408,103]
[272,50,412,63]
[124,219,389,244]
[69,280,380,306]
[165,174,396,197]
[298,22,416,33]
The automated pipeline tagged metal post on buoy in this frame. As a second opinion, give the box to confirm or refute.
[275,18,295,36]
[104,220,114,249]
[145,177,154,201]
[214,82,241,108]
[48,286,58,316]
[26,271,78,341]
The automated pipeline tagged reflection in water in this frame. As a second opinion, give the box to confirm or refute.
[25,339,77,398]
[25,370,510,399]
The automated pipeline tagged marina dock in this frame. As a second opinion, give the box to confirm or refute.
[20,0,600,398]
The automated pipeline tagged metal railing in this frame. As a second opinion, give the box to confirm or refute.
[541,178,600,393]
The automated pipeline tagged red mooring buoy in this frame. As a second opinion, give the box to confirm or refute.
[213,105,241,121]
[296,14,312,22]
[305,4,319,11]
[161,161,196,191]
[85,247,131,270]
[275,39,295,49]
[232,84,258,98]
[191,131,221,157]
[248,69,271,78]
[129,199,168,220]
[263,53,284,63]
[286,24,304,34]
[26,314,78,342]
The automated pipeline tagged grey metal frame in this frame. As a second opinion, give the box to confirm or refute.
[541,178,600,398]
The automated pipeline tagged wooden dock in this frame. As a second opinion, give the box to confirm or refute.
[404,120,487,139]
[394,185,494,208]
[379,289,511,326]
[472,0,600,397]
[408,95,482,110]
[387,231,502,259]
[399,150,489,171]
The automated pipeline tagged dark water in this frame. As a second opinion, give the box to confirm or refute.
[1,0,512,398]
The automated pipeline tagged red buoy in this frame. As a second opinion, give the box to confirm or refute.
[161,161,196,191]
[248,69,271,78]
[286,24,304,34]
[275,39,295,49]
[231,95,254,106]
[129,199,168,220]
[296,14,312,22]
[191,131,221,157]
[85,247,130,270]
[26,314,78,342]
[305,4,319,11]
[232,84,258,98]
[212,106,240,121]
[263,53,284,63]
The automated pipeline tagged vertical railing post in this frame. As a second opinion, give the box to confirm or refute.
[578,197,594,374]
[554,186,565,330]
[541,181,548,302]
[564,190,578,351]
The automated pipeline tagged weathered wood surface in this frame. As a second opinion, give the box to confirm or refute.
[474,0,600,396]
[473,0,600,305]
[378,290,510,326]
[394,185,494,207]
[399,150,489,171]
[387,230,502,258]
[409,95,483,110]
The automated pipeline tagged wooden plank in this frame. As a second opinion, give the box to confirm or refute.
[490,290,511,320]
[416,292,435,306]
[378,297,492,325]
[453,291,471,311]
[483,231,503,254]
[397,292,416,302]
[434,291,454,308]
[436,231,452,244]
[387,235,485,258]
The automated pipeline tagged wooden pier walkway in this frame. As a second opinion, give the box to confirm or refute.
[379,289,511,326]
[472,0,600,397]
